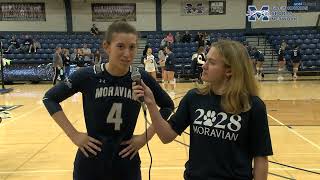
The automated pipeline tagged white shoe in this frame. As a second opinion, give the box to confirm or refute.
[277,76,284,81]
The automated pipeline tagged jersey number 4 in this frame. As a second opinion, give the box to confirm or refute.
[106,103,123,131]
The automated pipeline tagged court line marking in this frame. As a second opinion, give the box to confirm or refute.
[0,167,319,174]
[267,114,320,151]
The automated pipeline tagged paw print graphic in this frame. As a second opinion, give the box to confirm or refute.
[203,110,216,126]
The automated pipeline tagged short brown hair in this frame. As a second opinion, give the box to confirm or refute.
[104,20,138,44]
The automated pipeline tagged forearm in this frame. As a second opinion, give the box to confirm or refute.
[142,124,156,142]
[253,156,269,180]
[147,102,177,144]
[51,111,78,139]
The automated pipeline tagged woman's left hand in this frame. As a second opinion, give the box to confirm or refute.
[119,134,146,160]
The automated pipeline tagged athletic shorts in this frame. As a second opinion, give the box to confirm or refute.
[73,141,141,180]
[292,58,300,63]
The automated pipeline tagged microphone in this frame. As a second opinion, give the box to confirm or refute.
[131,68,144,103]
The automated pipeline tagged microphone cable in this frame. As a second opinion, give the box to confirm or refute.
[141,103,152,180]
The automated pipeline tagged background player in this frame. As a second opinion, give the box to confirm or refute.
[291,45,301,80]
[252,47,265,80]
[277,41,287,81]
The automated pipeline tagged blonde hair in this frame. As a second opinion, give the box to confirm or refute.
[198,40,259,114]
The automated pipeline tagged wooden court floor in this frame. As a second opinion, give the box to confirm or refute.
[0,80,320,180]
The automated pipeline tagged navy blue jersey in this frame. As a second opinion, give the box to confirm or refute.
[278,48,285,61]
[291,49,301,60]
[168,89,273,180]
[253,50,264,61]
[43,63,174,154]
[165,52,175,71]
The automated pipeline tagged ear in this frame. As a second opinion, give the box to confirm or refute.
[225,67,232,78]
[103,40,110,54]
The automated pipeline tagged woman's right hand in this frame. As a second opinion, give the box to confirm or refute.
[132,80,156,105]
[70,131,102,157]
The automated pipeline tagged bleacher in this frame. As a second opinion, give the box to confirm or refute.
[1,32,103,82]
[266,29,320,72]
[2,28,320,83]
[146,31,246,78]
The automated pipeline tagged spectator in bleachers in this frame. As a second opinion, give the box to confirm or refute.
[32,38,41,52]
[191,46,206,83]
[182,31,191,43]
[81,43,92,62]
[70,48,78,62]
[252,47,265,79]
[143,47,157,80]
[90,24,99,36]
[5,35,20,53]
[198,35,205,48]
[93,50,102,64]
[194,32,202,42]
[291,45,301,80]
[164,45,176,95]
[277,41,287,81]
[204,32,211,46]
[62,48,71,78]
[160,36,168,47]
[75,48,85,67]
[166,32,174,45]
[158,46,166,83]
[21,35,34,53]
[52,47,63,85]
[175,32,181,43]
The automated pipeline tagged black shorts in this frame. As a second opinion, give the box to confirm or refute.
[165,66,175,72]
[292,59,300,63]
[73,143,141,180]
[277,57,285,62]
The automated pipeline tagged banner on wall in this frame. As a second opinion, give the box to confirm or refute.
[92,3,136,22]
[181,0,209,16]
[209,0,226,15]
[0,3,46,21]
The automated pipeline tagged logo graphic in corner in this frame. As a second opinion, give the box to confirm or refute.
[246,5,270,22]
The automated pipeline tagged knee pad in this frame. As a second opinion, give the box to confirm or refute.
[293,68,298,71]
[278,68,283,72]
[169,80,176,85]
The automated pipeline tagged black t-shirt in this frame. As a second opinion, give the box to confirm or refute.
[291,49,301,60]
[10,39,20,48]
[168,89,273,180]
[253,51,264,61]
[24,38,33,46]
[62,54,71,66]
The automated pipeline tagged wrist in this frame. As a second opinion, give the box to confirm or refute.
[67,128,79,140]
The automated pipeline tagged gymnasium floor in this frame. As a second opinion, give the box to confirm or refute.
[0,78,320,180]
